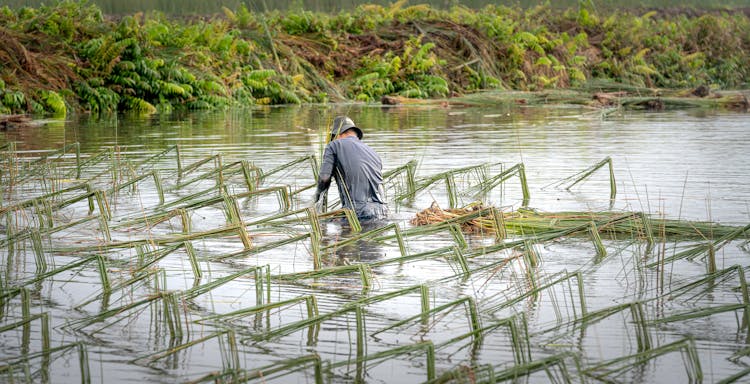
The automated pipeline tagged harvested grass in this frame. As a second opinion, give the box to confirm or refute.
[410,201,492,234]
[411,202,748,241]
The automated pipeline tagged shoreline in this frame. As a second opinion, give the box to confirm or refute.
[1,1,749,116]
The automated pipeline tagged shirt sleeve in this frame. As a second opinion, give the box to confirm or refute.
[319,144,336,179]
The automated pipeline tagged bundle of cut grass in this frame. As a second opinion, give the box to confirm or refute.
[410,201,494,234]
[411,202,748,241]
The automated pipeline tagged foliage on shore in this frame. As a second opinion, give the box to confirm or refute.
[0,0,749,115]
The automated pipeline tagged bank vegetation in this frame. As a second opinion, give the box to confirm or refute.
[0,0,748,116]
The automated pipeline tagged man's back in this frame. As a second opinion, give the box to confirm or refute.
[320,136,386,218]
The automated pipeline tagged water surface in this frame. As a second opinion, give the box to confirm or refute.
[1,103,749,383]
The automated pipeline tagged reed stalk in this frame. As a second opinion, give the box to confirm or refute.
[135,330,229,364]
[74,268,162,311]
[174,144,182,177]
[129,145,179,173]
[69,293,166,331]
[59,223,253,252]
[491,206,506,241]
[522,240,539,268]
[240,160,262,192]
[2,255,100,297]
[0,342,91,383]
[355,305,366,363]
[169,160,246,191]
[94,190,110,220]
[189,354,324,384]
[96,255,110,294]
[492,353,577,382]
[113,170,165,205]
[318,208,361,232]
[397,163,489,204]
[631,302,652,352]
[30,229,47,273]
[487,271,587,319]
[182,265,265,300]
[647,303,747,333]
[589,221,607,261]
[273,264,369,285]
[666,265,750,329]
[210,232,311,262]
[546,157,617,200]
[717,367,750,384]
[199,295,318,325]
[383,159,417,200]
[584,338,702,382]
[462,163,530,205]
[345,284,430,312]
[451,246,470,275]
[0,213,101,249]
[647,223,750,267]
[254,304,360,342]
[253,265,269,305]
[179,154,221,178]
[260,155,319,184]
[373,296,480,338]
[322,223,406,257]
[328,341,437,382]
[163,292,183,340]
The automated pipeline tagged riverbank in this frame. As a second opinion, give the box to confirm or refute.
[0,1,749,116]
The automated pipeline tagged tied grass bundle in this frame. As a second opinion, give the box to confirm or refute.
[410,201,494,234]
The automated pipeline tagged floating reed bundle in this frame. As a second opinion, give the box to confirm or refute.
[411,201,747,241]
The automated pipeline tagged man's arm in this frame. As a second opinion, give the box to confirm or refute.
[313,176,331,202]
[315,144,336,202]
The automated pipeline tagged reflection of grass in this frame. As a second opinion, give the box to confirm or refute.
[2,142,750,382]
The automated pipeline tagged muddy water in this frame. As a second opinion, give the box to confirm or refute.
[1,104,749,383]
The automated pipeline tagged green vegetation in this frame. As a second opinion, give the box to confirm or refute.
[0,0,749,115]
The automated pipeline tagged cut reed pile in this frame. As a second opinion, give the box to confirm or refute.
[411,201,746,241]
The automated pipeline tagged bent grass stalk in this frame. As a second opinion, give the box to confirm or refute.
[189,354,324,384]
[0,342,91,383]
[328,340,437,382]
[396,163,490,204]
[487,271,587,319]
[198,295,318,326]
[2,255,101,297]
[646,223,750,267]
[460,163,530,205]
[108,170,165,205]
[179,154,221,178]
[584,337,702,383]
[383,159,418,200]
[492,352,578,383]
[372,296,481,339]
[322,223,407,257]
[134,330,232,364]
[129,145,180,173]
[260,154,319,184]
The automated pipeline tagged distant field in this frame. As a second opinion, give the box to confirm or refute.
[3,0,750,14]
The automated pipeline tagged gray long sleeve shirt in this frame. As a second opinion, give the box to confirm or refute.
[319,136,387,219]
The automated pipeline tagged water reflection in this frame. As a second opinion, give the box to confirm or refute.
[321,218,390,266]
[2,104,750,383]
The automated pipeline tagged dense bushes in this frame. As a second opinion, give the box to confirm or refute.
[0,0,748,115]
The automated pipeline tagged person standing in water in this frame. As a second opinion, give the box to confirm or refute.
[313,116,388,222]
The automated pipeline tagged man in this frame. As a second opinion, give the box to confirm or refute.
[313,116,388,222]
